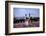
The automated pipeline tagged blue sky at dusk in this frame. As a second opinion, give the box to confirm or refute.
[13,8,39,17]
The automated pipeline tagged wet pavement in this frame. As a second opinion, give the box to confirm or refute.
[14,21,39,28]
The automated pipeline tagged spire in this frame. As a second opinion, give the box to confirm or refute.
[29,13,30,17]
[25,14,27,18]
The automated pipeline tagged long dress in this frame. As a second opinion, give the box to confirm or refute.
[25,20,29,26]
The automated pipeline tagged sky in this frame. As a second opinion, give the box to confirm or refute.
[13,8,39,17]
